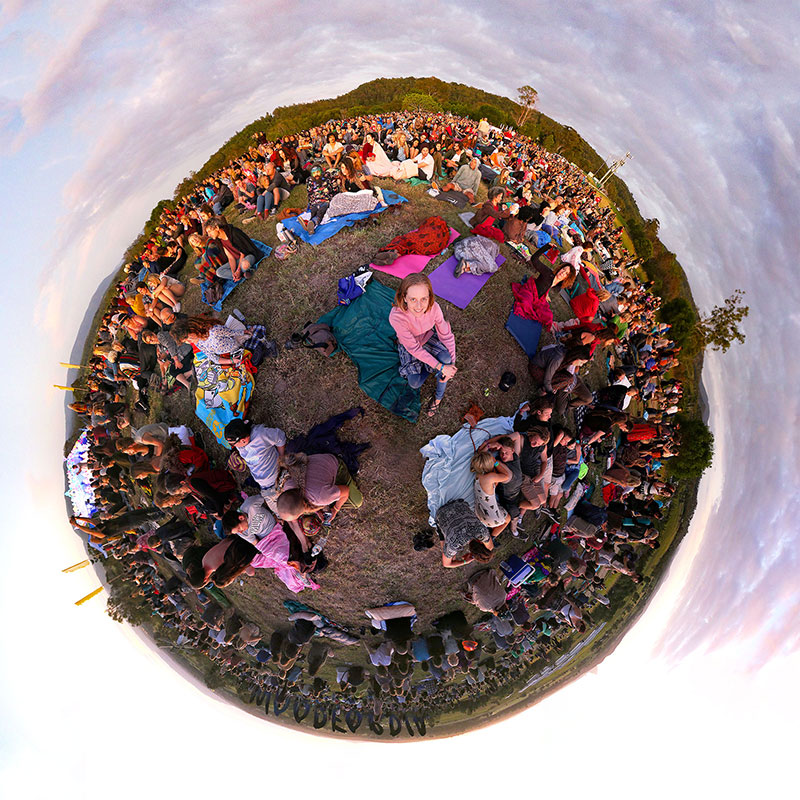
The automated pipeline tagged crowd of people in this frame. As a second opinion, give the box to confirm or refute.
[66,108,687,733]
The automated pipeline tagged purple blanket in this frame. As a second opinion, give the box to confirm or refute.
[428,254,505,309]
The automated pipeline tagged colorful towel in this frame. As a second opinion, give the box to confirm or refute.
[428,254,505,309]
[371,226,459,279]
[200,240,272,312]
[280,190,407,245]
[193,352,254,448]
[318,280,421,422]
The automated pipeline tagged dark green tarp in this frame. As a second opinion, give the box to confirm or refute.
[319,280,420,422]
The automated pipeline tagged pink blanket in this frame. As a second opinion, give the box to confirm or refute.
[250,522,320,593]
[370,227,459,279]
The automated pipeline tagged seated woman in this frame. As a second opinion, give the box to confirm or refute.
[469,451,512,538]
[187,232,231,286]
[171,315,253,367]
[435,499,495,569]
[139,329,193,392]
[388,272,457,416]
[360,132,392,177]
[339,155,374,194]
[528,343,593,417]
[470,187,511,242]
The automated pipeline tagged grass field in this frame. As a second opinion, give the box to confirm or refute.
[92,176,701,738]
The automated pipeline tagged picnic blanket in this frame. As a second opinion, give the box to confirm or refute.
[200,240,272,312]
[280,190,407,245]
[250,521,320,593]
[193,352,254,448]
[505,309,543,358]
[420,415,515,524]
[318,280,421,422]
[371,226,459,279]
[428,253,505,309]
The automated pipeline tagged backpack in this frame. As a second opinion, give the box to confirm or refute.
[336,266,373,306]
[298,322,337,357]
[337,275,364,305]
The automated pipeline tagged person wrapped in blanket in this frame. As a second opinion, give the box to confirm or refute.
[372,215,451,266]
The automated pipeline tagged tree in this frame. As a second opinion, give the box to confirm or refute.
[401,92,441,113]
[670,416,714,478]
[516,85,538,127]
[696,289,749,352]
[539,132,556,151]
[660,297,697,348]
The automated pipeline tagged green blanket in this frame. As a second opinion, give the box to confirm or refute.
[319,281,421,422]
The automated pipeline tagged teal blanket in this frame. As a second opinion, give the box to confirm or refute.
[319,281,421,422]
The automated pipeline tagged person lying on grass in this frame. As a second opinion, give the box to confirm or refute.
[171,315,253,367]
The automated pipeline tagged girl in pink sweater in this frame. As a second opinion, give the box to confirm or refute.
[389,273,457,416]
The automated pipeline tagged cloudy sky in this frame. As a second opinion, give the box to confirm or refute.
[2,1,798,797]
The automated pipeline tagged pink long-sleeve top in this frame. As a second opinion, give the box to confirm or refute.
[389,302,456,371]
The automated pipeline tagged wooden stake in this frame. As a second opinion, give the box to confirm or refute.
[62,560,90,573]
[75,586,104,606]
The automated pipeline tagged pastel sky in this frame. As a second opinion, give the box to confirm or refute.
[1,2,798,798]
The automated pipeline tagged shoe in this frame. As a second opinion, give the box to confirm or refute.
[242,215,256,225]
[453,260,470,278]
[426,396,442,417]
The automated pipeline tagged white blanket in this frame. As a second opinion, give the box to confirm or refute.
[420,416,514,525]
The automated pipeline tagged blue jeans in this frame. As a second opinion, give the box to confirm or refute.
[405,339,452,400]
[562,464,582,494]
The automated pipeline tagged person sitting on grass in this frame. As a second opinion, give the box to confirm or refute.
[470,187,511,242]
[323,133,345,169]
[275,451,363,545]
[432,157,481,203]
[435,499,495,569]
[302,164,337,234]
[204,217,257,281]
[477,434,524,535]
[171,315,253,367]
[139,329,193,393]
[389,272,457,417]
[223,418,286,509]
[469,450,512,538]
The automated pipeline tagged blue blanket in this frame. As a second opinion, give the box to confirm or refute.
[505,309,543,359]
[281,190,408,245]
[201,240,272,312]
